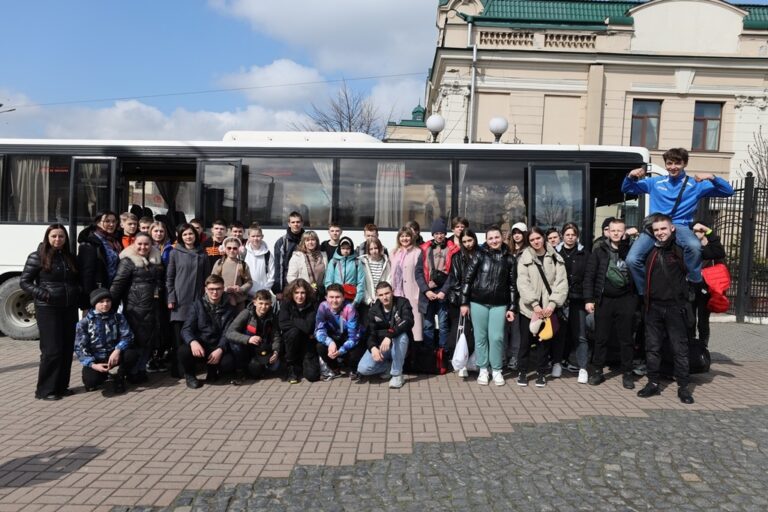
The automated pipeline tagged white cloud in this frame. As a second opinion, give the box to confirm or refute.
[0,90,309,140]
[210,0,437,76]
[369,78,427,123]
[217,59,328,109]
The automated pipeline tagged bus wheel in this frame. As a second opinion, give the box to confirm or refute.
[0,278,39,340]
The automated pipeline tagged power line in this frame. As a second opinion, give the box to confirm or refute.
[8,72,426,110]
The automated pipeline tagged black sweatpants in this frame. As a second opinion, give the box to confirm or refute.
[645,301,690,388]
[283,331,321,382]
[81,348,139,389]
[36,305,78,397]
[517,315,551,375]
[592,293,637,373]
[177,343,233,377]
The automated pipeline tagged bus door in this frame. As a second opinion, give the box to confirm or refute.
[528,162,588,240]
[196,159,242,226]
[68,157,117,251]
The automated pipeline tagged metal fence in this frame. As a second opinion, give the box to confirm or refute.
[699,172,768,321]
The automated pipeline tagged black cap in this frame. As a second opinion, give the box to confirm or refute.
[90,288,112,306]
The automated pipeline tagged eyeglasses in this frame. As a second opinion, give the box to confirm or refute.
[206,287,224,292]
[225,247,239,251]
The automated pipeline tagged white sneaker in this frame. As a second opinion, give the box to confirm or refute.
[477,368,490,385]
[492,370,505,386]
[388,375,404,389]
[578,369,589,384]
[551,363,562,378]
[457,367,469,378]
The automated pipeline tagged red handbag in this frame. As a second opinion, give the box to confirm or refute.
[701,263,731,313]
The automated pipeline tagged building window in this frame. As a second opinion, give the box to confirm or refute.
[692,102,722,152]
[630,100,661,149]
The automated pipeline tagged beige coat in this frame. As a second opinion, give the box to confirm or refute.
[517,245,569,318]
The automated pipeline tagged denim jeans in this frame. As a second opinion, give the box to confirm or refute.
[357,332,410,376]
[627,225,702,295]
[423,299,449,348]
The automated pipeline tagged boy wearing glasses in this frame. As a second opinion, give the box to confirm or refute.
[179,275,238,389]
[211,237,253,312]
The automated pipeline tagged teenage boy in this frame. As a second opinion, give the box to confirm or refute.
[315,283,364,380]
[584,218,637,389]
[229,221,246,242]
[75,289,136,394]
[355,223,388,257]
[320,223,343,261]
[448,217,469,246]
[243,223,275,295]
[415,219,457,348]
[637,214,695,404]
[273,211,305,299]
[138,216,154,234]
[226,289,282,382]
[190,218,207,244]
[357,282,414,389]
[622,148,734,295]
[204,219,228,271]
[120,212,139,249]
[178,275,237,389]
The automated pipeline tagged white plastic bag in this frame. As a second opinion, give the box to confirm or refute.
[466,351,478,372]
[452,316,469,371]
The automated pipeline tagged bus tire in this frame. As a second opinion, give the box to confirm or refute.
[0,277,39,340]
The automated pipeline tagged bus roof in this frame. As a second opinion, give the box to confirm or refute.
[0,135,650,160]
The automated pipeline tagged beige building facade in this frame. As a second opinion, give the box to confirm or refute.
[426,0,768,178]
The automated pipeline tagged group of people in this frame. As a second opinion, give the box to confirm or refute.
[21,147,733,405]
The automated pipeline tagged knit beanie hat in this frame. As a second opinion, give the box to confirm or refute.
[431,218,447,234]
[90,288,112,306]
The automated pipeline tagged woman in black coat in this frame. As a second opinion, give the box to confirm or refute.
[556,222,590,380]
[278,278,319,383]
[20,224,80,400]
[76,211,122,310]
[110,232,165,382]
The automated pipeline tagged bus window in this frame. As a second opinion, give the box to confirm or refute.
[457,160,526,232]
[531,166,585,231]
[339,158,451,229]
[198,160,241,225]
[3,155,71,224]
[244,158,332,228]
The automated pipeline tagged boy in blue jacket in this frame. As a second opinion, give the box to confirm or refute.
[315,283,364,380]
[622,147,733,295]
[75,289,136,393]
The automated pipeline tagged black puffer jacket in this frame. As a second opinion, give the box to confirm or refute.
[448,250,479,305]
[278,299,318,344]
[77,226,121,309]
[180,296,237,351]
[20,250,80,308]
[583,238,633,304]
[109,246,165,348]
[460,245,517,311]
[556,243,589,299]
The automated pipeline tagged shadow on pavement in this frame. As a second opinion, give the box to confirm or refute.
[0,445,105,488]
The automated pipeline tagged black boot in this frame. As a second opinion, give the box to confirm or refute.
[185,374,202,389]
[622,372,635,390]
[678,386,694,404]
[637,381,660,398]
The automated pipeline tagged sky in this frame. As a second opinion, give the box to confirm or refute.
[0,0,437,140]
[2,0,767,141]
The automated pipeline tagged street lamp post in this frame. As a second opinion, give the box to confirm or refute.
[489,117,509,144]
[426,114,446,143]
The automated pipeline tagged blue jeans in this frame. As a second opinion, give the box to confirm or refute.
[357,332,409,376]
[423,298,449,348]
[626,225,702,295]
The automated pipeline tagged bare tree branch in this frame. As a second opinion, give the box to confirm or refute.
[290,80,386,139]
[740,126,768,182]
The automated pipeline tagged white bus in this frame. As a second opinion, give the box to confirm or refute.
[0,131,649,340]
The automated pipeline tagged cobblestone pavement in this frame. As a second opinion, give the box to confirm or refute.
[0,322,765,511]
[142,406,768,512]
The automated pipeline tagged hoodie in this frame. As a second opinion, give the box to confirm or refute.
[244,241,275,296]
